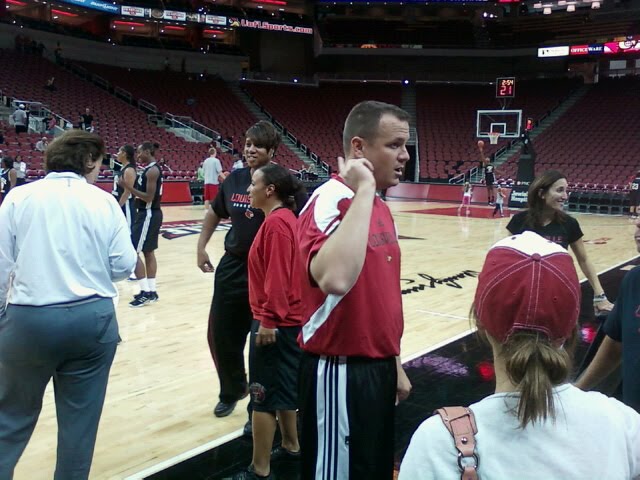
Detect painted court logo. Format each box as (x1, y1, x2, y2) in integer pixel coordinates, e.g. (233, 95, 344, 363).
(160, 220, 231, 240)
(400, 270, 479, 296)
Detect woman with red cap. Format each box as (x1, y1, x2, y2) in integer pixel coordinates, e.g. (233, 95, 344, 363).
(399, 231, 640, 480)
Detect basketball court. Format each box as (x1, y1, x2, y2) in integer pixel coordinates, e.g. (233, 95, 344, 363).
(11, 201, 638, 479)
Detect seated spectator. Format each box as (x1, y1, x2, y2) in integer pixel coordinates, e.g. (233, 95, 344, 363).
(232, 154, 244, 171)
(35, 137, 48, 152)
(44, 77, 56, 92)
(399, 231, 640, 480)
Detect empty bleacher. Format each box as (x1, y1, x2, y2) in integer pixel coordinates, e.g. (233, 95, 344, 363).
(417, 78, 579, 181)
(497, 76, 640, 190)
(243, 82, 402, 172)
(0, 49, 213, 179)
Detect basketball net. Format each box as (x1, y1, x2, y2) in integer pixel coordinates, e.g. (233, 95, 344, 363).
(489, 132, 500, 145)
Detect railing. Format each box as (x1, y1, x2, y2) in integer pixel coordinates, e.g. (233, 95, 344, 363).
(69, 63, 89, 80)
(164, 113, 224, 146)
(114, 86, 133, 104)
(449, 166, 478, 185)
(238, 85, 325, 165)
(92, 75, 110, 91)
(11, 99, 46, 117)
(240, 72, 319, 86)
(411, 127, 419, 182)
(147, 114, 165, 125)
(43, 107, 70, 135)
(139, 99, 158, 114)
(6, 95, 71, 136)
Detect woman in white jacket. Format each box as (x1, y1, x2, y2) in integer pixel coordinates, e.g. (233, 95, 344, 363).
(0, 129, 137, 479)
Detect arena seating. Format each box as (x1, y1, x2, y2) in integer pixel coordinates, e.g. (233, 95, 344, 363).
(318, 18, 475, 48)
(243, 82, 402, 172)
(417, 78, 579, 181)
(497, 76, 640, 190)
(75, 62, 304, 171)
(0, 49, 216, 178)
(486, 13, 638, 48)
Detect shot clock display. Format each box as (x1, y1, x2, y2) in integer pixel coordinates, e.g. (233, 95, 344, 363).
(496, 77, 516, 98)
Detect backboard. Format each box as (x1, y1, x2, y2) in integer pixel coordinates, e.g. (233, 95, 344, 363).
(476, 109, 522, 139)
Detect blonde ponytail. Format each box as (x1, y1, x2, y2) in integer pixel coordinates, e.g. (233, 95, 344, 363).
(501, 331, 573, 428)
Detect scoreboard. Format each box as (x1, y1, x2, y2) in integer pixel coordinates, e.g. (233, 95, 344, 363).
(496, 77, 516, 98)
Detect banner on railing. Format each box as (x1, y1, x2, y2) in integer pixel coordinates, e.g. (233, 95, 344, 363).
(163, 10, 186, 21)
(228, 18, 313, 35)
(121, 5, 144, 17)
(204, 14, 227, 26)
(60, 0, 119, 13)
(539, 36, 640, 58)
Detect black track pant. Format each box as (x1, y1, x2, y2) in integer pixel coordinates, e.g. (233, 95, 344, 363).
(298, 353, 397, 480)
(207, 253, 253, 404)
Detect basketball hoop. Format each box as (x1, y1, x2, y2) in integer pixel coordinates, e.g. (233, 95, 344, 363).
(489, 132, 500, 145)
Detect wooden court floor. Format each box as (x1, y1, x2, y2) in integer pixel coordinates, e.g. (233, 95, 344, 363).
(13, 201, 640, 479)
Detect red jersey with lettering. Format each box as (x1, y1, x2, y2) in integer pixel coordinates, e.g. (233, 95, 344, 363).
(248, 208, 304, 329)
(296, 176, 403, 358)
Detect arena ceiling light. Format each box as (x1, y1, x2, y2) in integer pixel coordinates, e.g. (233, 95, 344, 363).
(591, 1, 600, 7)
(543, 6, 551, 13)
(566, 3, 575, 11)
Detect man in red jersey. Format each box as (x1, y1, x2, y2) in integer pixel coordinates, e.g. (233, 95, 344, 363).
(296, 100, 413, 480)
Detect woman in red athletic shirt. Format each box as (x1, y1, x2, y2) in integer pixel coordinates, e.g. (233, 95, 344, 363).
(239, 163, 306, 480)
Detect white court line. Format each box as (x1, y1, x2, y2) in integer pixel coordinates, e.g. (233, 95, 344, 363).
(595, 255, 639, 276)
(415, 309, 467, 321)
(123, 429, 244, 480)
(126, 254, 640, 479)
(401, 328, 477, 364)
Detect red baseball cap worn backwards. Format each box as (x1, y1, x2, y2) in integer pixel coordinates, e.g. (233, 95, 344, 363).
(474, 231, 581, 344)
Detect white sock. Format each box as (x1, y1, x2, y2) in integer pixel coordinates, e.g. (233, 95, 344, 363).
(138, 277, 149, 293)
(148, 278, 156, 292)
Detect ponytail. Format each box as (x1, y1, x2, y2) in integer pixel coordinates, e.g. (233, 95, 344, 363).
(500, 331, 574, 428)
(258, 163, 306, 213)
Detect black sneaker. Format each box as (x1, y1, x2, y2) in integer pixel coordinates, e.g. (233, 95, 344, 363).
(271, 445, 301, 462)
(232, 465, 272, 480)
(147, 291, 159, 303)
(243, 419, 252, 437)
(129, 291, 150, 308)
(213, 400, 238, 417)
